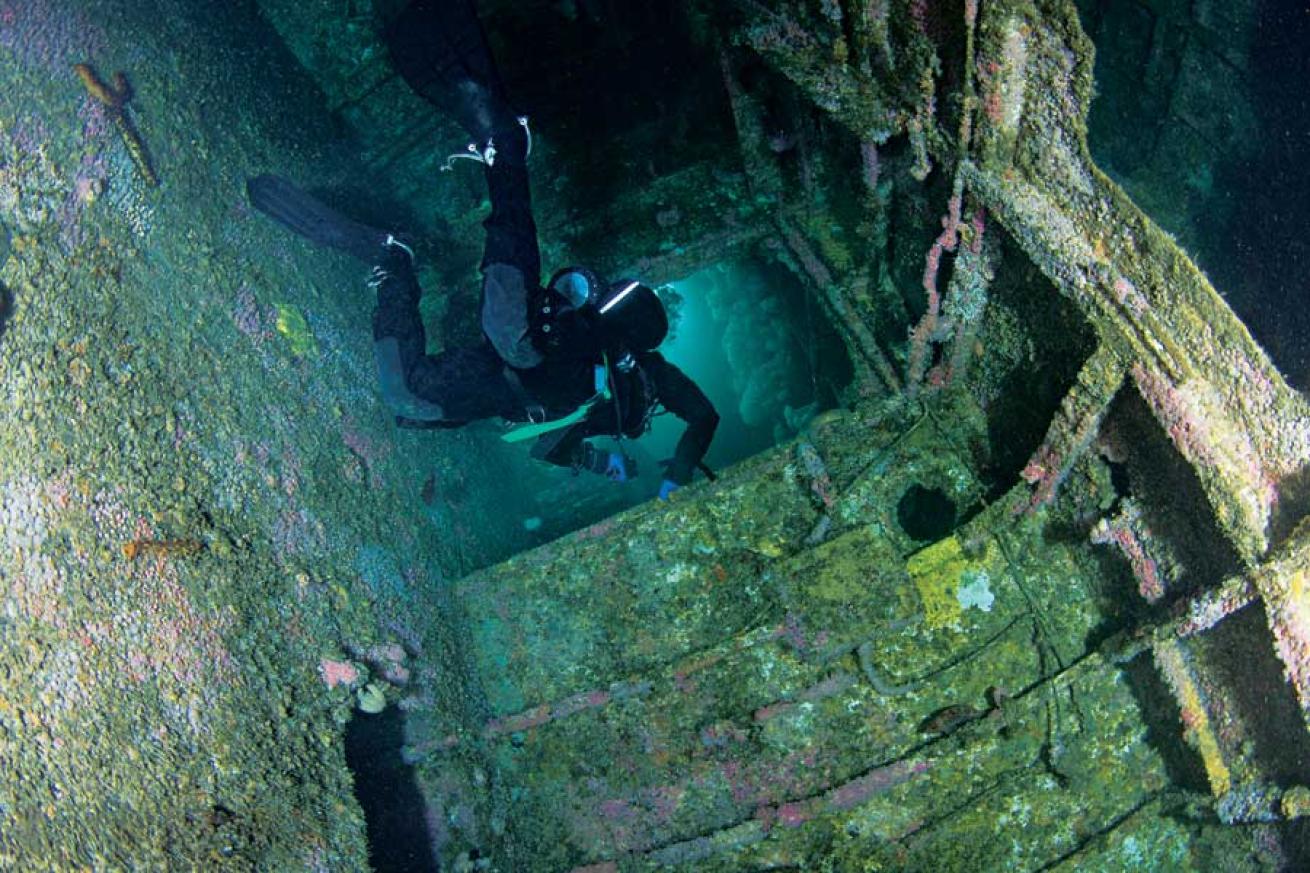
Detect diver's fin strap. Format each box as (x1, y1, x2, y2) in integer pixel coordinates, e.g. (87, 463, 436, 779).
(441, 141, 498, 171)
(385, 234, 415, 262)
(441, 116, 532, 172)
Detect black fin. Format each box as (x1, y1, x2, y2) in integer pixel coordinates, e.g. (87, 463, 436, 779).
(246, 174, 390, 263)
(385, 0, 516, 143)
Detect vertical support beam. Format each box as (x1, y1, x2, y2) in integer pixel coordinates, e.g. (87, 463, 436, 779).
(718, 46, 785, 201)
(1249, 519, 1310, 734)
(777, 217, 902, 396)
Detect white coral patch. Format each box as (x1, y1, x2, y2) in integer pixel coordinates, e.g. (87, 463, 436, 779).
(957, 571, 995, 612)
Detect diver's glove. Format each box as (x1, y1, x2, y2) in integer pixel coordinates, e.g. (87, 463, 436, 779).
(656, 459, 684, 500)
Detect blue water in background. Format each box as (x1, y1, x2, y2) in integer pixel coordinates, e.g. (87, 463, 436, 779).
(1214, 0, 1310, 389)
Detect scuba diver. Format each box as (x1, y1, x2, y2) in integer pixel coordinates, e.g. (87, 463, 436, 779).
(247, 0, 718, 499)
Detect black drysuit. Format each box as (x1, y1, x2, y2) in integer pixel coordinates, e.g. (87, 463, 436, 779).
(373, 2, 718, 485)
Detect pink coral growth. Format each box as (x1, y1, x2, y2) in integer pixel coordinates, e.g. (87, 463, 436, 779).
(319, 658, 359, 689)
(1176, 582, 1257, 638)
(584, 784, 689, 853)
(84, 490, 238, 703)
(775, 611, 822, 654)
(978, 59, 1005, 124)
(1112, 276, 1149, 316)
(1018, 382, 1113, 513)
(907, 191, 965, 393)
(341, 417, 392, 487)
(272, 508, 327, 560)
(970, 208, 986, 254)
(576, 518, 618, 541)
(387, 619, 425, 655)
(1131, 364, 1217, 467)
(371, 642, 407, 665)
(482, 686, 614, 738)
(1019, 448, 1062, 509)
(356, 642, 411, 685)
(266, 445, 302, 497)
(754, 759, 929, 834)
(859, 140, 880, 193)
(827, 759, 928, 811)
(77, 95, 111, 141)
(120, 523, 237, 699)
(796, 441, 834, 509)
(909, 0, 930, 35)
(1090, 505, 1165, 602)
(0, 0, 107, 73)
(232, 286, 271, 341)
(753, 672, 856, 723)
(56, 138, 109, 253)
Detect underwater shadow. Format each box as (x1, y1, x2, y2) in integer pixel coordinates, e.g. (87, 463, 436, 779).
(1117, 652, 1210, 794)
(1196, 604, 1310, 787)
(1270, 462, 1310, 551)
(0, 283, 12, 346)
(344, 707, 440, 873)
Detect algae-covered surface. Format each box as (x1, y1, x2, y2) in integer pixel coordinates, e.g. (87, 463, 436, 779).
(2, 0, 1309, 871)
(0, 0, 526, 867)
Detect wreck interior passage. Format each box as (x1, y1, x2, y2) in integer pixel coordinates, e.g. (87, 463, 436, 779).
(2, 0, 1310, 871)
(649, 259, 856, 473)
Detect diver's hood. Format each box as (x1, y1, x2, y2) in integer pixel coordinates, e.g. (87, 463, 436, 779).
(596, 278, 668, 352)
(546, 267, 668, 351)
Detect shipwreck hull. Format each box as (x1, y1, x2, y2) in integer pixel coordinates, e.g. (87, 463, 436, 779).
(0, 0, 1306, 869)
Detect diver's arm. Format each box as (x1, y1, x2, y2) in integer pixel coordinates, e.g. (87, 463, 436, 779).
(530, 422, 589, 468)
(535, 306, 607, 362)
(530, 422, 622, 478)
(645, 354, 719, 485)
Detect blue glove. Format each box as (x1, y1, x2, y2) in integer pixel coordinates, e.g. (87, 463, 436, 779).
(658, 479, 680, 501)
(605, 452, 632, 483)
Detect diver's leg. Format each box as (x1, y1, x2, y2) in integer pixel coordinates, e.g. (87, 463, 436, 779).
(479, 122, 543, 369)
(384, 1, 543, 370)
(370, 246, 519, 423)
(410, 342, 523, 423)
(370, 246, 449, 422)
